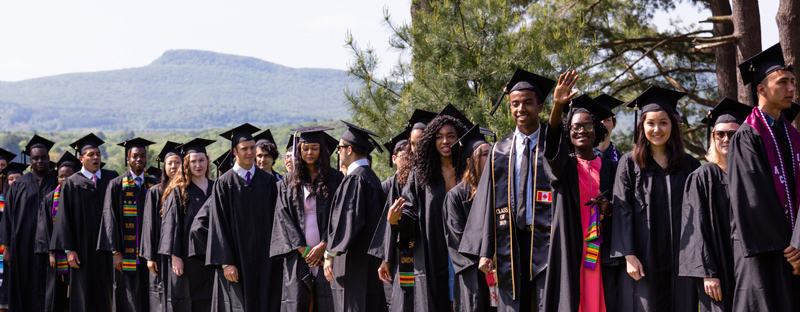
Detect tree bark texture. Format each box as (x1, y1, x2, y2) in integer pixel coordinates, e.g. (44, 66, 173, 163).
(731, 0, 762, 106)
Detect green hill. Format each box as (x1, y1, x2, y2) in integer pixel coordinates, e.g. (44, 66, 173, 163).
(0, 50, 354, 131)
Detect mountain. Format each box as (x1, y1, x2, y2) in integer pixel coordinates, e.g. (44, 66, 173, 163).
(0, 50, 354, 131)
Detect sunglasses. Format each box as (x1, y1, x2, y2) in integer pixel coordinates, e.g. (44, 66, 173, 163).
(713, 130, 737, 140)
(336, 144, 351, 151)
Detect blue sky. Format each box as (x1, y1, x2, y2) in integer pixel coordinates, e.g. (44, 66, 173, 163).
(0, 0, 781, 82)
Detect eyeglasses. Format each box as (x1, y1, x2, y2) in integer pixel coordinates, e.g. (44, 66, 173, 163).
(713, 130, 737, 140)
(336, 144, 350, 151)
(569, 123, 594, 133)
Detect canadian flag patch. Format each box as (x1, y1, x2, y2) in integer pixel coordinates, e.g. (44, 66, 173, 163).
(536, 191, 552, 203)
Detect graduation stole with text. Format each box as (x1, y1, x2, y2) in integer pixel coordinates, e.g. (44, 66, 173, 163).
(583, 201, 602, 270)
(745, 107, 800, 229)
(51, 186, 68, 275)
(120, 173, 152, 272)
(398, 237, 415, 287)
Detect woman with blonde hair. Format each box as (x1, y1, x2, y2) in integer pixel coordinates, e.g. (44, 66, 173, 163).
(159, 138, 217, 312)
(678, 99, 752, 312)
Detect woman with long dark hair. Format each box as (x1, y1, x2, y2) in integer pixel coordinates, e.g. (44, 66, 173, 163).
(678, 99, 751, 312)
(270, 127, 344, 312)
(385, 111, 468, 311)
(159, 139, 217, 311)
(541, 91, 620, 312)
(140, 142, 182, 311)
(609, 86, 701, 312)
(442, 124, 491, 311)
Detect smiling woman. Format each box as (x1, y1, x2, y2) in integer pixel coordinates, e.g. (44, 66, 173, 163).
(609, 86, 701, 312)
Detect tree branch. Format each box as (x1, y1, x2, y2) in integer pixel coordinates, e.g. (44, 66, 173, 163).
(645, 53, 716, 107)
(700, 15, 732, 24)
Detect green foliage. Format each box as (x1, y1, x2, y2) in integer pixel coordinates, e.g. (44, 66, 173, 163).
(345, 0, 592, 178)
(345, 0, 719, 178)
(0, 50, 354, 132)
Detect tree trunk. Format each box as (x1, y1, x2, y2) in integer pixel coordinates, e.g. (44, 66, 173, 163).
(777, 0, 800, 127)
(705, 0, 737, 101)
(730, 0, 762, 106)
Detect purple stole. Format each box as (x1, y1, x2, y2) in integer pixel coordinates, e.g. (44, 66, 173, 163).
(744, 107, 800, 229)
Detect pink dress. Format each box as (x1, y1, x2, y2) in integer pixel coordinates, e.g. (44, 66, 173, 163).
(577, 157, 606, 312)
(303, 186, 320, 276)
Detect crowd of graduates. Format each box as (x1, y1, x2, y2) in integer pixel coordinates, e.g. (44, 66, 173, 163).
(0, 41, 798, 312)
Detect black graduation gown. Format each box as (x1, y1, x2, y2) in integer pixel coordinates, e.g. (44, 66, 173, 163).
(270, 168, 344, 312)
(204, 167, 282, 312)
(443, 181, 491, 312)
(540, 126, 619, 312)
(727, 123, 800, 311)
(370, 174, 402, 310)
(0, 170, 57, 311)
(609, 152, 700, 312)
(160, 180, 216, 312)
(678, 163, 734, 312)
(140, 184, 166, 312)
(51, 169, 119, 312)
(326, 165, 388, 312)
(35, 189, 69, 312)
(459, 125, 553, 312)
(187, 195, 233, 312)
(97, 171, 158, 312)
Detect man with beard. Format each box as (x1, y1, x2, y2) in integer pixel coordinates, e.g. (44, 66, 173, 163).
(0, 135, 58, 311)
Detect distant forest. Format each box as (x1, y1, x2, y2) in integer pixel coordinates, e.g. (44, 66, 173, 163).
(0, 50, 354, 131)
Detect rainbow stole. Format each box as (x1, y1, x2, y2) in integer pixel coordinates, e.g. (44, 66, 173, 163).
(583, 201, 603, 270)
(120, 174, 150, 272)
(50, 187, 69, 275)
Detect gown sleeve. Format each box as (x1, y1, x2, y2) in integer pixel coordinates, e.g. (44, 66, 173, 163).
(270, 181, 304, 258)
(139, 186, 161, 261)
(459, 149, 495, 258)
(327, 175, 367, 254)
(544, 123, 570, 186)
(51, 180, 77, 252)
(609, 154, 636, 258)
(96, 180, 121, 253)
(678, 167, 720, 278)
(158, 190, 180, 257)
(35, 192, 54, 254)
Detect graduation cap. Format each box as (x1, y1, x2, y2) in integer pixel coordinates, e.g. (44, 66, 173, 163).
(340, 121, 383, 154)
(323, 133, 339, 155)
(178, 138, 216, 155)
(100, 162, 107, 169)
(70, 133, 105, 154)
(407, 109, 438, 131)
(1, 162, 28, 176)
(593, 94, 625, 115)
(701, 98, 752, 146)
(738, 43, 792, 103)
(55, 151, 80, 172)
(491, 68, 557, 116)
(0, 148, 17, 163)
(438, 103, 474, 129)
(568, 94, 615, 121)
(626, 86, 685, 140)
(254, 129, 276, 146)
(117, 138, 156, 153)
(213, 150, 234, 177)
(454, 124, 489, 170)
(479, 127, 496, 140)
(290, 126, 334, 147)
(21, 135, 55, 164)
(384, 129, 410, 167)
(219, 123, 260, 149)
(285, 134, 295, 153)
(146, 166, 162, 178)
(157, 141, 183, 169)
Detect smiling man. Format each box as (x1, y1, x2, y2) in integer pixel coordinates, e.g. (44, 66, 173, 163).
(728, 43, 800, 311)
(460, 68, 561, 312)
(0, 135, 58, 311)
(97, 138, 158, 312)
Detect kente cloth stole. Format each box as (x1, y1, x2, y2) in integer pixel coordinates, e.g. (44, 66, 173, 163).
(51, 186, 68, 275)
(399, 238, 415, 287)
(121, 174, 151, 272)
(583, 201, 602, 270)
